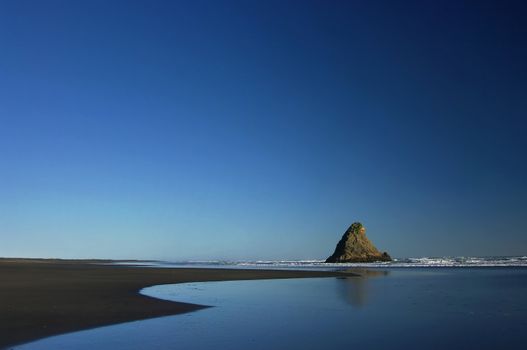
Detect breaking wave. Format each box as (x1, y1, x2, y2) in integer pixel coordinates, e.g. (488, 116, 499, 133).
(121, 256, 527, 270)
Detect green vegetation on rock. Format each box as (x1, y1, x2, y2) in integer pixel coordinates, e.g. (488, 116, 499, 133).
(325, 222, 391, 263)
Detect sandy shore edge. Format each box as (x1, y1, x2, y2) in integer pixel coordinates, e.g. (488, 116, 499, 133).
(1, 258, 356, 349)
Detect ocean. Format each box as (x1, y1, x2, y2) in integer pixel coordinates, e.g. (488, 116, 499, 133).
(14, 265, 527, 350)
(113, 255, 527, 269)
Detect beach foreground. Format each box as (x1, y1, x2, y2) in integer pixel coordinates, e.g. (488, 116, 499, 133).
(0, 258, 354, 349)
(12, 267, 527, 350)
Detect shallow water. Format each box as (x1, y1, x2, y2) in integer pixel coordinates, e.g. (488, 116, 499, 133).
(14, 268, 527, 350)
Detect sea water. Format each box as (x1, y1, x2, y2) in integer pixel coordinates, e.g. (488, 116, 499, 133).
(111, 255, 527, 269)
(14, 268, 527, 350)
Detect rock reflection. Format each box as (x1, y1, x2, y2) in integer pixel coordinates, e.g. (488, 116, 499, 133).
(336, 269, 389, 307)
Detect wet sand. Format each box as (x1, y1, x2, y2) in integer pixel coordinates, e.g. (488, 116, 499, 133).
(0, 258, 354, 349)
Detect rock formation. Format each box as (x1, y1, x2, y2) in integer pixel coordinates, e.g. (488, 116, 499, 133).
(326, 222, 391, 263)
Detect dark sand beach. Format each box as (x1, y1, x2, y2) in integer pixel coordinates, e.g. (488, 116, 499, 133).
(0, 258, 354, 349)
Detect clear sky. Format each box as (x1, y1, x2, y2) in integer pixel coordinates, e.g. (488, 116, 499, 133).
(1, 0, 526, 260)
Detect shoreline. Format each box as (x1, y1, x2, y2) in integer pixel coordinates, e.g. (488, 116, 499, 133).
(0, 258, 356, 349)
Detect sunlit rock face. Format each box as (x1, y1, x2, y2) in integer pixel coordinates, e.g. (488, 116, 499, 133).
(325, 222, 391, 263)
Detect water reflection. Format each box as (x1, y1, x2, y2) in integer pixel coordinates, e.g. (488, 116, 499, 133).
(336, 269, 389, 307)
(14, 270, 527, 350)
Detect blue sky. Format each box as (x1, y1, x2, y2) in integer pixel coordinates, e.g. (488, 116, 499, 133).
(1, 0, 526, 260)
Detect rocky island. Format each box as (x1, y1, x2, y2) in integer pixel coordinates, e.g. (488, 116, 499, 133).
(326, 222, 391, 263)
